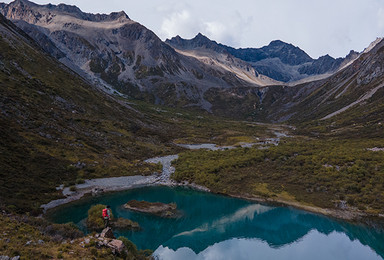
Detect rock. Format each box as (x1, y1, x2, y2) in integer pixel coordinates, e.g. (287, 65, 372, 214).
(84, 238, 90, 244)
(108, 239, 125, 254)
(25, 240, 33, 245)
(97, 239, 109, 247)
(0, 257, 20, 260)
(37, 239, 44, 244)
(91, 187, 104, 196)
(100, 227, 115, 239)
(72, 161, 86, 169)
(335, 200, 348, 209)
(123, 200, 181, 218)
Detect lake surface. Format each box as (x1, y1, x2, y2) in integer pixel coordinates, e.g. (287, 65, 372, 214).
(47, 186, 384, 260)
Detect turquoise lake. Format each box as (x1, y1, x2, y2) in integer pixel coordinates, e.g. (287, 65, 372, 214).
(47, 186, 384, 260)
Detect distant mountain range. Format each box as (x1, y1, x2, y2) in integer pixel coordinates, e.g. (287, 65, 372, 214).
(166, 33, 360, 83)
(0, 0, 383, 126)
(0, 0, 276, 111)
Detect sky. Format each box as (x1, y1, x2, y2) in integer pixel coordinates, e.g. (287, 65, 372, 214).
(3, 0, 384, 58)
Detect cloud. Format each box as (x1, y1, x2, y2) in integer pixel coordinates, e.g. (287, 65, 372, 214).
(160, 9, 201, 40)
(202, 12, 251, 47)
(3, 0, 384, 58)
(378, 8, 384, 30)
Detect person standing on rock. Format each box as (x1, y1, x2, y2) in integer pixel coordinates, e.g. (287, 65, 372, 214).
(102, 205, 112, 228)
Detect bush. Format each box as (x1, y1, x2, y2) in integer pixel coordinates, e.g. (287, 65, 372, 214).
(86, 204, 112, 231)
(118, 236, 138, 255)
(75, 178, 85, 184)
(44, 222, 83, 241)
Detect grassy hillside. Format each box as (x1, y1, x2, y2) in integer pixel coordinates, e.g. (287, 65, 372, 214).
(0, 212, 151, 259)
(0, 13, 279, 214)
(0, 14, 181, 213)
(172, 134, 384, 216)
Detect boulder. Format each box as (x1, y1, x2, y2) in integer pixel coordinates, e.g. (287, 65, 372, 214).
(108, 239, 125, 254)
(100, 227, 115, 239)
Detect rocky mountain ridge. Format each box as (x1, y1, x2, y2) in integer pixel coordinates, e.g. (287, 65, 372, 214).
(0, 0, 272, 112)
(1, 0, 383, 126)
(167, 34, 360, 82)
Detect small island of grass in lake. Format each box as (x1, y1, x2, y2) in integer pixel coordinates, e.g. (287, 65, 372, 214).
(124, 200, 181, 218)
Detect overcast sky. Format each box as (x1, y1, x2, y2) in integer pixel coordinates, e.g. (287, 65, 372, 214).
(4, 0, 384, 58)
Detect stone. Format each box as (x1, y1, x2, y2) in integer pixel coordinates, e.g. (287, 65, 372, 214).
(37, 239, 44, 244)
(100, 227, 115, 239)
(84, 238, 90, 244)
(0, 257, 20, 260)
(108, 239, 125, 254)
(91, 187, 104, 196)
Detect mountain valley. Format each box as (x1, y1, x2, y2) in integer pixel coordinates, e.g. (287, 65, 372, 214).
(0, 1, 384, 259)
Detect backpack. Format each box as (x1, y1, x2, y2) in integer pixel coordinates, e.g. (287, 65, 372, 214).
(102, 208, 109, 218)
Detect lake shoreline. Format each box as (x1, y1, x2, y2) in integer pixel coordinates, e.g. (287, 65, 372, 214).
(42, 172, 384, 229)
(41, 138, 384, 228)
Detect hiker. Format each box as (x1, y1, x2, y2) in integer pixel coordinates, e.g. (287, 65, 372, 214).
(102, 205, 111, 228)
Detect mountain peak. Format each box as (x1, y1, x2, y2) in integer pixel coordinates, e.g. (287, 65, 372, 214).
(269, 39, 287, 46)
(194, 32, 208, 39)
(12, 0, 33, 4)
(2, 0, 130, 22)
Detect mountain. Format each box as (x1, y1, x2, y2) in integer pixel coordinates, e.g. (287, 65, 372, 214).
(165, 33, 281, 87)
(167, 34, 360, 83)
(1, 0, 382, 128)
(275, 38, 384, 128)
(200, 37, 384, 133)
(0, 0, 272, 112)
(0, 11, 181, 212)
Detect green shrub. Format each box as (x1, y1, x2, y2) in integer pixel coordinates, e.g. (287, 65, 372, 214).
(86, 204, 113, 231)
(44, 222, 83, 240)
(118, 236, 138, 256)
(75, 178, 85, 184)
